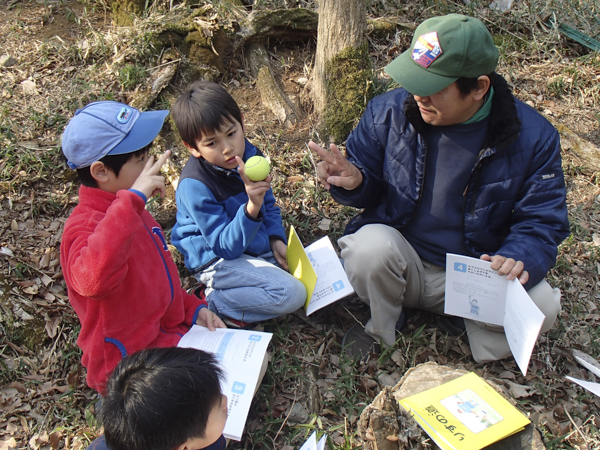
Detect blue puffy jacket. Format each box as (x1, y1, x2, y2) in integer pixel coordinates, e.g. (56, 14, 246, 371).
(330, 74, 569, 290)
(172, 140, 286, 273)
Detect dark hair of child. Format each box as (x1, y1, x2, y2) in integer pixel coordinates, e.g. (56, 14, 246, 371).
(99, 347, 224, 450)
(61, 145, 151, 188)
(172, 81, 243, 150)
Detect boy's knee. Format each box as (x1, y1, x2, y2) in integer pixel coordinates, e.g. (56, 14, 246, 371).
(286, 278, 307, 311)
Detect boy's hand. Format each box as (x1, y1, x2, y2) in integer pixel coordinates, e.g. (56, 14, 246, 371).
(270, 239, 288, 270)
(196, 307, 227, 331)
(236, 156, 271, 218)
(130, 150, 171, 199)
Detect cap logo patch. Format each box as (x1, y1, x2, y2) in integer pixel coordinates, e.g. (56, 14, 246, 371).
(116, 107, 133, 124)
(412, 31, 443, 68)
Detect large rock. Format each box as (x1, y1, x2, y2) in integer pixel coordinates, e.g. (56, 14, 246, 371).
(357, 362, 546, 450)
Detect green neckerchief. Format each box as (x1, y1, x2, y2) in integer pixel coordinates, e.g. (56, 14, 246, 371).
(463, 87, 494, 124)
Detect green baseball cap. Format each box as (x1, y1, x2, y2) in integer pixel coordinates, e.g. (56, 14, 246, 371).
(384, 14, 499, 97)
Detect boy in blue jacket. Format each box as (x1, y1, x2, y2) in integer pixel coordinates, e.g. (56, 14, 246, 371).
(171, 81, 306, 326)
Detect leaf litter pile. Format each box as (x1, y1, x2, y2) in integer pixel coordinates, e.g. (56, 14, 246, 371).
(1, 0, 600, 449)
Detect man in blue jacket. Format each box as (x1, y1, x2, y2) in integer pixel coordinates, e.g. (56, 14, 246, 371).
(309, 14, 569, 362)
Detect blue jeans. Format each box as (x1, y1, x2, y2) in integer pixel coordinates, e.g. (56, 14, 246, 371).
(196, 252, 306, 323)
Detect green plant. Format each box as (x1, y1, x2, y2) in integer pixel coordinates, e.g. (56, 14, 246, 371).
(118, 64, 148, 90)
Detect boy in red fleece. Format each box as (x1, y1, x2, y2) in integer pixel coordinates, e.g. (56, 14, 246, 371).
(60, 101, 225, 394)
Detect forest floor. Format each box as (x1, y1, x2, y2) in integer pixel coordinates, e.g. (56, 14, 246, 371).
(1, 0, 600, 449)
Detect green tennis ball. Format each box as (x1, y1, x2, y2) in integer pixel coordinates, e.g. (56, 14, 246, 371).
(244, 155, 271, 181)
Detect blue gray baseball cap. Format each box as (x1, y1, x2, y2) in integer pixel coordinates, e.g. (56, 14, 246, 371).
(61, 101, 169, 169)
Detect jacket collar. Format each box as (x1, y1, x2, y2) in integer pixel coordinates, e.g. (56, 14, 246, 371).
(79, 185, 117, 211)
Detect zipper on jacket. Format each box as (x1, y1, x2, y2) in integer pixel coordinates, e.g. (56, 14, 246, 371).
(404, 134, 428, 226)
(144, 224, 175, 303)
(463, 146, 496, 216)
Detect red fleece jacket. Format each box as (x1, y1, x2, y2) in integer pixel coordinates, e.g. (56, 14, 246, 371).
(60, 186, 207, 393)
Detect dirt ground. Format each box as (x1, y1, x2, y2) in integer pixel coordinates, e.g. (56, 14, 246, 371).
(1, 1, 600, 449)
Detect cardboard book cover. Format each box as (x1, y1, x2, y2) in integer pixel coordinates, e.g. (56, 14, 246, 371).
(398, 372, 530, 450)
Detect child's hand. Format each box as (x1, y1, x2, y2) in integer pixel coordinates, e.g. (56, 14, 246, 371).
(236, 156, 271, 218)
(271, 239, 289, 271)
(196, 307, 227, 331)
(130, 150, 171, 199)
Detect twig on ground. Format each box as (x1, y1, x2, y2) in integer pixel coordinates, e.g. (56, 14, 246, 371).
(565, 409, 590, 450)
(272, 397, 296, 446)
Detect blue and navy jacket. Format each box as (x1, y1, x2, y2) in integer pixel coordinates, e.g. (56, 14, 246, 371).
(172, 140, 286, 273)
(331, 74, 570, 290)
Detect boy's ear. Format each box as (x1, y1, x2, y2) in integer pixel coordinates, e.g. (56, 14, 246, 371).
(183, 141, 203, 159)
(90, 161, 112, 184)
(240, 113, 246, 134)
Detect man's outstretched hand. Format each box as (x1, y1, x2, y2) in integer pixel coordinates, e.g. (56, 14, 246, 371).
(480, 254, 529, 285)
(308, 141, 363, 190)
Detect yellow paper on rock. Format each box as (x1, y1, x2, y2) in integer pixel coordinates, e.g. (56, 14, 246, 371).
(286, 226, 317, 309)
(398, 372, 530, 450)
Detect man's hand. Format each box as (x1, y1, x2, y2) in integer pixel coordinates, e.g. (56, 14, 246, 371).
(480, 254, 529, 285)
(236, 156, 271, 218)
(308, 141, 363, 190)
(196, 307, 226, 331)
(270, 239, 288, 270)
(130, 150, 171, 199)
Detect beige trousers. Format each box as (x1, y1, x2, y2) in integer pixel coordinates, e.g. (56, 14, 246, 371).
(339, 224, 561, 363)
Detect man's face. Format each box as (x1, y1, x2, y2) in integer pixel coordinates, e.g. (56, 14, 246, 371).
(413, 81, 482, 127)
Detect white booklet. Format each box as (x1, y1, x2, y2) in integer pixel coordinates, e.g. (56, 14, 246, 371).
(299, 431, 327, 450)
(567, 354, 600, 397)
(287, 226, 354, 315)
(445, 254, 545, 376)
(177, 325, 272, 441)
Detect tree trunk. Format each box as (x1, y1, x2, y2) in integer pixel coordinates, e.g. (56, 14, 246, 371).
(312, 0, 372, 141)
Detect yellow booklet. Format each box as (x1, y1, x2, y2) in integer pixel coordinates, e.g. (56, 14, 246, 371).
(286, 226, 354, 314)
(398, 372, 530, 450)
(286, 226, 318, 308)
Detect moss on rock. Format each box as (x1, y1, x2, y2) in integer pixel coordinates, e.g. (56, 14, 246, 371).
(250, 8, 318, 36)
(367, 18, 398, 39)
(111, 0, 145, 26)
(323, 44, 374, 142)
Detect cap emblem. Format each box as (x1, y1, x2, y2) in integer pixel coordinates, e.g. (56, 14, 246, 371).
(116, 107, 133, 124)
(412, 31, 443, 68)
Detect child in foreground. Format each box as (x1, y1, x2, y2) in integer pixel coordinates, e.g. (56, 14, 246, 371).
(87, 347, 227, 450)
(60, 101, 225, 394)
(170, 81, 306, 326)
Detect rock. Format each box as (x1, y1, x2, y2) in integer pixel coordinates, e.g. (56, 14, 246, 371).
(357, 362, 547, 449)
(1, 54, 16, 67)
(21, 79, 38, 95)
(490, 0, 513, 11)
(552, 119, 600, 171)
(377, 371, 401, 387)
(357, 387, 420, 450)
(287, 402, 309, 424)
